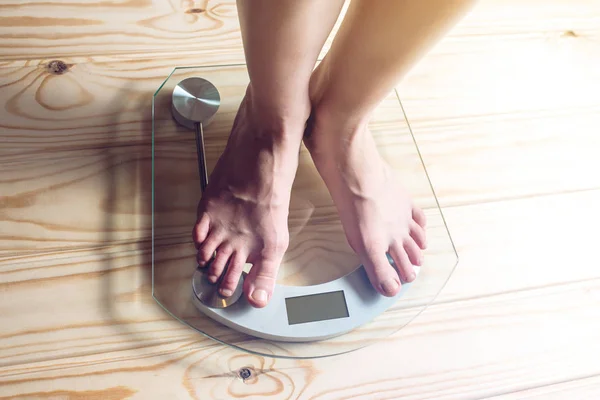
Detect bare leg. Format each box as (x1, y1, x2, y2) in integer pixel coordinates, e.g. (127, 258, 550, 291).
(193, 0, 344, 308)
(306, 0, 477, 296)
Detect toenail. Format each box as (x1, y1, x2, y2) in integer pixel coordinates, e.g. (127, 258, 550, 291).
(251, 289, 268, 304)
(408, 270, 416, 281)
(208, 274, 217, 283)
(220, 288, 233, 297)
(381, 279, 399, 296)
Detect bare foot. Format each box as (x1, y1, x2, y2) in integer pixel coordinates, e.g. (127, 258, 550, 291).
(304, 107, 427, 297)
(193, 86, 307, 308)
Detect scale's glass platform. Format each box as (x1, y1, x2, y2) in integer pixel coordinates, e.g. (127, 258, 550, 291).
(152, 64, 457, 359)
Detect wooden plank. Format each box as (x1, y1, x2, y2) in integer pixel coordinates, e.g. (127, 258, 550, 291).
(399, 14, 600, 207)
(0, 147, 150, 257)
(489, 375, 600, 400)
(0, 0, 245, 61)
(0, 275, 598, 399)
(437, 189, 600, 301)
(0, 58, 173, 156)
(0, 243, 204, 369)
(1, 0, 599, 61)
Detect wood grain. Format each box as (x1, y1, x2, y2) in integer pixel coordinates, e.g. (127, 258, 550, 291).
(3, 32, 600, 257)
(0, 147, 151, 257)
(489, 375, 600, 400)
(437, 189, 600, 301)
(0, 58, 167, 156)
(2, 0, 600, 398)
(1, 190, 599, 398)
(0, 0, 245, 61)
(1, 0, 599, 61)
(1, 269, 598, 399)
(399, 16, 600, 206)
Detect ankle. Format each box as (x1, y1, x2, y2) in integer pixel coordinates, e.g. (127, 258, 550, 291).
(231, 85, 309, 151)
(306, 71, 373, 153)
(305, 102, 370, 149)
(245, 83, 311, 129)
(308, 60, 375, 128)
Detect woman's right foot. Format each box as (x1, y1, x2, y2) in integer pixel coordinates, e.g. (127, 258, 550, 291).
(193, 86, 308, 308)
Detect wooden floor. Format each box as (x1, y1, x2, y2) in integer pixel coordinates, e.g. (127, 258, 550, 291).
(2, 0, 600, 398)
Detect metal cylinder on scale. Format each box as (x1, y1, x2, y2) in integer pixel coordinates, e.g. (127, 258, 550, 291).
(171, 77, 220, 191)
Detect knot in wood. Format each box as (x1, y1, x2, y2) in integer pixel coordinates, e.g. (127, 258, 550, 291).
(47, 60, 69, 75)
(239, 367, 252, 380)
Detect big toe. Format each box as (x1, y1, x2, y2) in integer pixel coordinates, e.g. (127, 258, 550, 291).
(243, 259, 280, 308)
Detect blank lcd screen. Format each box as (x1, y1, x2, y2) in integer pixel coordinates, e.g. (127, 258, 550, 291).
(285, 290, 349, 325)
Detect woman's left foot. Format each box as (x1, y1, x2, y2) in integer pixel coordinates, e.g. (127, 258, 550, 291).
(304, 107, 427, 297)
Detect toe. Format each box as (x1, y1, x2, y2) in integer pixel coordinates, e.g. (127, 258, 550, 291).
(196, 230, 222, 266)
(208, 242, 233, 284)
(390, 241, 416, 283)
(219, 250, 247, 297)
(403, 237, 423, 267)
(243, 259, 280, 308)
(409, 221, 427, 250)
(412, 207, 427, 229)
(193, 213, 210, 248)
(361, 244, 402, 297)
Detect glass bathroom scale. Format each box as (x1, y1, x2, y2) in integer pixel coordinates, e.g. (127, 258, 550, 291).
(151, 64, 457, 359)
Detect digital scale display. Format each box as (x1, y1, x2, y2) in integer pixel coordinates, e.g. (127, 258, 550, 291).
(285, 290, 349, 325)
